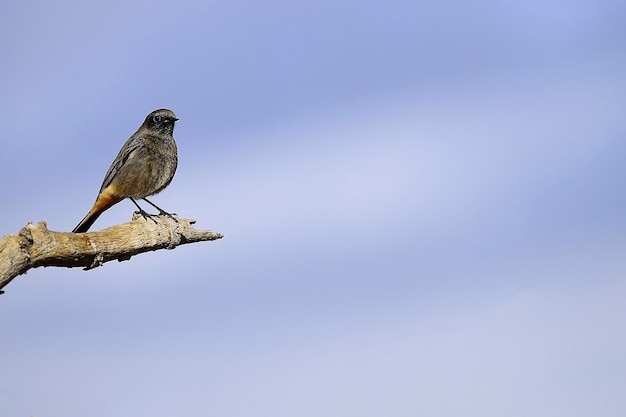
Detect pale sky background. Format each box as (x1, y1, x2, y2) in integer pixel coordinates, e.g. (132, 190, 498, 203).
(2, 1, 626, 416)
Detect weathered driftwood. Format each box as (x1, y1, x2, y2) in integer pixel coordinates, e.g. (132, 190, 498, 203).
(0, 213, 223, 293)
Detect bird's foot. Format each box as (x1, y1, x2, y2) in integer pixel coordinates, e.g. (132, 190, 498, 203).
(136, 209, 160, 225)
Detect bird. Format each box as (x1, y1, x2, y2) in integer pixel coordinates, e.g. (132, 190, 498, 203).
(72, 108, 179, 233)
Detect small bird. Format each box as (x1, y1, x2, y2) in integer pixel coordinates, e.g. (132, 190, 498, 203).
(72, 108, 179, 233)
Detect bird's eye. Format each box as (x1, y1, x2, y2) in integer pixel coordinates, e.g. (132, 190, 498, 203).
(153, 115, 163, 123)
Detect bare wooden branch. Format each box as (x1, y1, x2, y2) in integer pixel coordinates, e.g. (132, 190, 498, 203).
(0, 214, 223, 293)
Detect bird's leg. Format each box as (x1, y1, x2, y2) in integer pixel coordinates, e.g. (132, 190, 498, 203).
(142, 197, 178, 221)
(129, 198, 159, 224)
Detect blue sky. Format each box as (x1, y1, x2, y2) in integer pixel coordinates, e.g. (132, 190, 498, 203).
(2, 1, 626, 416)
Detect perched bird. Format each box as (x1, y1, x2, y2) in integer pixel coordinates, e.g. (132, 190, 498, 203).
(72, 108, 179, 233)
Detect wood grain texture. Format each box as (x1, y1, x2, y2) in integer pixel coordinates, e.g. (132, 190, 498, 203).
(0, 214, 223, 293)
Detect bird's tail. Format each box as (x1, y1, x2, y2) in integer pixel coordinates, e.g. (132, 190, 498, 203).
(72, 188, 124, 233)
(72, 210, 103, 233)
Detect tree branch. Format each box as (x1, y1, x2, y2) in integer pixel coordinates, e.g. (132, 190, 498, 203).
(0, 214, 223, 294)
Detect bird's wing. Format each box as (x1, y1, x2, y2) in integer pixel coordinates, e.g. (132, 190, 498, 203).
(98, 135, 145, 193)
